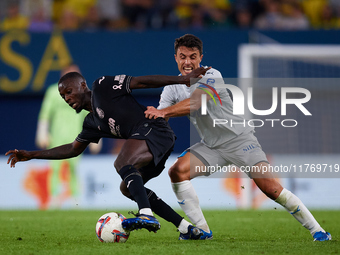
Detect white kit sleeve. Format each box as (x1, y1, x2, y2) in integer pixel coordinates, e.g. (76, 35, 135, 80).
(157, 86, 176, 110)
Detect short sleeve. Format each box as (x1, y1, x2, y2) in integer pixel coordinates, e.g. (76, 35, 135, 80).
(198, 68, 223, 87)
(92, 75, 133, 98)
(158, 86, 177, 110)
(197, 68, 224, 93)
(76, 114, 102, 144)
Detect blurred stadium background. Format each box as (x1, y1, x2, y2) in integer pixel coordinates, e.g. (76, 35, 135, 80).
(1, 0, 340, 211)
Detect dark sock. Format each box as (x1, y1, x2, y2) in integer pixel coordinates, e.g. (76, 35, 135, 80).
(145, 188, 183, 227)
(118, 165, 150, 210)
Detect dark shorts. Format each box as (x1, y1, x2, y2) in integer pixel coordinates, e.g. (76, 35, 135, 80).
(139, 146, 173, 184)
(128, 118, 176, 182)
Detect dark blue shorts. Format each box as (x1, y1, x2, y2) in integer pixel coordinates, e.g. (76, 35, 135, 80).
(128, 118, 176, 183)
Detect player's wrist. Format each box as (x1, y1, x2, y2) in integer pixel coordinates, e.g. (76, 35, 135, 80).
(161, 109, 169, 118)
(179, 75, 188, 86)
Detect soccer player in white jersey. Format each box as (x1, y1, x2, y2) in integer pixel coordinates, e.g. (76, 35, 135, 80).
(144, 34, 331, 241)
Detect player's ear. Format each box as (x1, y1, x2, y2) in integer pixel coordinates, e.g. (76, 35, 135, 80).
(80, 81, 88, 91)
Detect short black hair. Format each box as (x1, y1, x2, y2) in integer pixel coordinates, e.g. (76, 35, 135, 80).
(174, 34, 203, 55)
(58, 72, 85, 86)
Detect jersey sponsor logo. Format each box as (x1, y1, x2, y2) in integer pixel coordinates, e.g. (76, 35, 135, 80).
(96, 107, 105, 119)
(112, 84, 122, 90)
(242, 143, 259, 153)
(108, 118, 121, 137)
(99, 76, 105, 84)
(114, 75, 126, 85)
(113, 75, 126, 90)
(206, 78, 215, 85)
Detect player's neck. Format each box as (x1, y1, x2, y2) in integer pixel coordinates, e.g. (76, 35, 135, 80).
(84, 91, 93, 112)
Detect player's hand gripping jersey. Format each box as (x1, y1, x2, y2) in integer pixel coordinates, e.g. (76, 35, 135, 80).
(158, 67, 253, 147)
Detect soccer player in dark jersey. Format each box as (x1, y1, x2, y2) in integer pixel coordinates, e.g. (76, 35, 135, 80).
(6, 67, 209, 238)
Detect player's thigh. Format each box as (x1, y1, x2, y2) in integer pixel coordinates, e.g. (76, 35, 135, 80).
(189, 142, 231, 177)
(169, 143, 229, 181)
(114, 139, 153, 171)
(216, 131, 269, 178)
(140, 146, 173, 184)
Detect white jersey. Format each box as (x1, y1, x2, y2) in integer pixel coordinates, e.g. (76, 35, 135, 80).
(158, 67, 253, 147)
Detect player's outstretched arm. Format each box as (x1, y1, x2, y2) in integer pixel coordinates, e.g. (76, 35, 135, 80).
(130, 66, 211, 89)
(6, 140, 89, 168)
(145, 99, 191, 120)
(145, 87, 213, 119)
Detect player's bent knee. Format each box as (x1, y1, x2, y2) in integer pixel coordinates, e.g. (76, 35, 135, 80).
(168, 167, 176, 180)
(265, 188, 282, 200)
(256, 179, 283, 200)
(115, 153, 152, 171)
(168, 163, 190, 182)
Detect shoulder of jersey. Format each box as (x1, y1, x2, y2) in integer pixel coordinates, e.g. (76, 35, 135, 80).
(203, 67, 222, 77)
(92, 76, 110, 90)
(97, 76, 107, 84)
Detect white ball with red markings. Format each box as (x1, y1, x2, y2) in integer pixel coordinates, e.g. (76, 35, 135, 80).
(96, 212, 130, 243)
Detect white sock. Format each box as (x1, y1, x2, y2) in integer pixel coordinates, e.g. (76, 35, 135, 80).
(178, 219, 191, 234)
(275, 188, 324, 236)
(139, 208, 153, 216)
(172, 180, 210, 233)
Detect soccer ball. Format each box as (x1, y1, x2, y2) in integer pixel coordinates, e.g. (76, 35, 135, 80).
(96, 212, 130, 243)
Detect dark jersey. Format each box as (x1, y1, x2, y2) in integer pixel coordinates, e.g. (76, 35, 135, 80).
(76, 75, 156, 143)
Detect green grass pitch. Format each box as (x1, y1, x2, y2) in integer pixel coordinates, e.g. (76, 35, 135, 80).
(0, 209, 338, 255)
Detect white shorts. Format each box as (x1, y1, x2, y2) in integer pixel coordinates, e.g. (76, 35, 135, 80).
(187, 131, 269, 177)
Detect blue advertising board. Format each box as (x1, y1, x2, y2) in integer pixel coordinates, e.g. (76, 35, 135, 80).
(1, 29, 340, 154)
